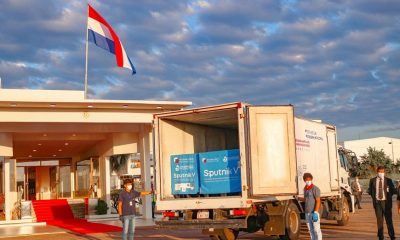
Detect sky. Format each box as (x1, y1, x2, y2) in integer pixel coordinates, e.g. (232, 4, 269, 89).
(0, 0, 399, 142)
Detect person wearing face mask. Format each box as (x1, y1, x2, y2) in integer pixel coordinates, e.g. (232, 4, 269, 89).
(368, 166, 397, 240)
(302, 172, 322, 240)
(118, 178, 151, 240)
(351, 176, 363, 209)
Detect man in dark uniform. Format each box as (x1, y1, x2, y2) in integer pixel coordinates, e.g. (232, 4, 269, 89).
(118, 179, 151, 240)
(368, 166, 397, 240)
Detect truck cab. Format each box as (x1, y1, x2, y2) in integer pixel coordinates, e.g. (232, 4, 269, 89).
(337, 148, 358, 213)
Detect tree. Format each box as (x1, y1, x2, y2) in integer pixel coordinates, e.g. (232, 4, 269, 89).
(357, 147, 398, 178)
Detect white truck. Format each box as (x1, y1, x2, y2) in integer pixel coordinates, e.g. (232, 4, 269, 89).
(153, 103, 353, 240)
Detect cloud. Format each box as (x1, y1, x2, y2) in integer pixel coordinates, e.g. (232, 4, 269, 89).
(0, 0, 399, 142)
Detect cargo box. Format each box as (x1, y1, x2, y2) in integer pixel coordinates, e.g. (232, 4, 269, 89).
(154, 103, 298, 210)
(199, 149, 241, 194)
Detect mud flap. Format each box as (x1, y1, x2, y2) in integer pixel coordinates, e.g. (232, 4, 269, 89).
(263, 215, 286, 236)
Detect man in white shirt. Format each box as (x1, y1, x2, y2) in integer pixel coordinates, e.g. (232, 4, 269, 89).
(351, 177, 363, 209)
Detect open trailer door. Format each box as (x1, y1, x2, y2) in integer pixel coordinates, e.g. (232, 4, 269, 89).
(246, 105, 297, 197)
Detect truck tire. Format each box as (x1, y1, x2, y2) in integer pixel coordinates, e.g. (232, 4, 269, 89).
(279, 202, 301, 240)
(209, 228, 239, 240)
(337, 198, 350, 226)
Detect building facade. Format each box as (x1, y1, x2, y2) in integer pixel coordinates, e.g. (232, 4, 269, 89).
(344, 137, 400, 163)
(0, 89, 191, 222)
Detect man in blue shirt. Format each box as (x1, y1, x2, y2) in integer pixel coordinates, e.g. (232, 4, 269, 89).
(303, 172, 322, 240)
(118, 179, 151, 240)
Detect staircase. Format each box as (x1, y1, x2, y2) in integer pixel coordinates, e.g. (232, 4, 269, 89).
(67, 199, 85, 219)
(32, 199, 74, 222)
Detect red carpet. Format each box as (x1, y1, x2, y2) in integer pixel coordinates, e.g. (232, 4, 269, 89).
(47, 219, 122, 234)
(32, 199, 74, 222)
(32, 199, 122, 234)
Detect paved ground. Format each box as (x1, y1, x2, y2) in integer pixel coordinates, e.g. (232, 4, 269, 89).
(0, 196, 399, 239)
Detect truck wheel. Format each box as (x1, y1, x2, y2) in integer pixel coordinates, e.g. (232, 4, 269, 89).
(337, 198, 350, 226)
(209, 228, 239, 240)
(279, 202, 300, 240)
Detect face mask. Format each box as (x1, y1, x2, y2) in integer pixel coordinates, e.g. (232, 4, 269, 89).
(126, 185, 133, 191)
(378, 173, 384, 179)
(305, 181, 312, 186)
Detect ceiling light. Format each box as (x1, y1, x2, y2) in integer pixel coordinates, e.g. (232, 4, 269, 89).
(53, 154, 56, 157)
(123, 105, 129, 108)
(65, 143, 69, 146)
(33, 149, 37, 152)
(43, 134, 47, 137)
(88, 105, 93, 108)
(50, 104, 56, 107)
(156, 106, 162, 109)
(10, 103, 17, 107)
(28, 155, 32, 158)
(38, 143, 42, 146)
(58, 149, 62, 152)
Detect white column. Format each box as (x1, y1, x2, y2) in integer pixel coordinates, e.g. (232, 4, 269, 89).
(4, 158, 10, 221)
(104, 156, 111, 214)
(139, 124, 152, 219)
(70, 157, 78, 199)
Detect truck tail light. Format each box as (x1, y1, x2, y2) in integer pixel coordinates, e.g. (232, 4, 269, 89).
(229, 209, 248, 216)
(163, 211, 179, 217)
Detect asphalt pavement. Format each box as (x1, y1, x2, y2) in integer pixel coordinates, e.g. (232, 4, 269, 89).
(0, 195, 399, 239)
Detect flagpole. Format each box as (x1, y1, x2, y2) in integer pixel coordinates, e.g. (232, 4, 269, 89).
(84, 4, 89, 99)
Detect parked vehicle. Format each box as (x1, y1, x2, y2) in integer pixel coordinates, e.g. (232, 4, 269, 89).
(153, 103, 354, 240)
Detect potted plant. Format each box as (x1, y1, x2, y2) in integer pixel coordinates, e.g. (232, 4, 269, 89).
(95, 199, 109, 215)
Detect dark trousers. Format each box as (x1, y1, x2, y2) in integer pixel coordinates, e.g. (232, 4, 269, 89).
(152, 202, 156, 218)
(354, 192, 362, 208)
(374, 200, 395, 240)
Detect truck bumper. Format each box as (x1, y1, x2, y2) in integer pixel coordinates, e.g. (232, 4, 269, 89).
(156, 219, 246, 230)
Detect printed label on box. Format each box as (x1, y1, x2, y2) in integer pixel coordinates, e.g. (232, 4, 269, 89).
(170, 154, 199, 195)
(199, 149, 241, 194)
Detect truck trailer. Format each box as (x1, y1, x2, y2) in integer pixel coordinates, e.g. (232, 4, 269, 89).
(153, 103, 353, 240)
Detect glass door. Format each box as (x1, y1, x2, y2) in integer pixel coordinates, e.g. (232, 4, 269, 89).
(27, 167, 36, 200)
(75, 158, 99, 198)
(58, 165, 71, 198)
(50, 166, 58, 199)
(76, 160, 90, 198)
(16, 167, 25, 200)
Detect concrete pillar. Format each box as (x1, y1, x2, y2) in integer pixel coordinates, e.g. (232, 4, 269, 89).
(4, 157, 10, 221)
(103, 156, 111, 214)
(4, 158, 16, 221)
(70, 156, 79, 199)
(139, 124, 152, 219)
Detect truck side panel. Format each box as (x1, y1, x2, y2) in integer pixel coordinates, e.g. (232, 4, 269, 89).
(295, 118, 340, 196)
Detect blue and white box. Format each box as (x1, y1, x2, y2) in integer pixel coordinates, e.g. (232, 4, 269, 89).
(199, 149, 241, 194)
(170, 154, 199, 195)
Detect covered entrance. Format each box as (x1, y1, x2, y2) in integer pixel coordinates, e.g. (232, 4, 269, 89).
(13, 132, 105, 201)
(0, 89, 191, 221)
(17, 159, 72, 200)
